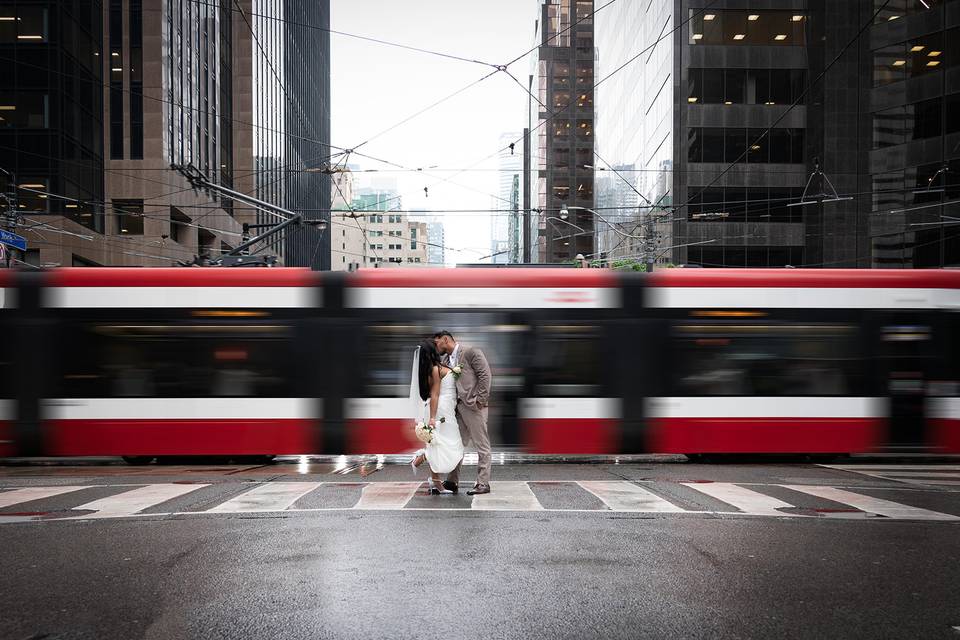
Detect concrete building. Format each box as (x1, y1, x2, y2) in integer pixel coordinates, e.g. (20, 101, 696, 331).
(528, 0, 596, 264)
(350, 188, 428, 267)
(330, 168, 365, 270)
(594, 1, 959, 269)
(0, 0, 331, 269)
(410, 210, 446, 266)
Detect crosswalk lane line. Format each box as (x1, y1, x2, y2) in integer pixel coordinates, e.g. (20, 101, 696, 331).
(824, 465, 960, 471)
(208, 482, 321, 513)
(0, 486, 88, 509)
(683, 483, 798, 516)
(783, 485, 960, 521)
(472, 481, 544, 511)
(354, 482, 421, 510)
(578, 481, 685, 512)
(73, 484, 209, 518)
(858, 471, 960, 478)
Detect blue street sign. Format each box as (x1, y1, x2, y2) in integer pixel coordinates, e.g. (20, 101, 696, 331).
(0, 230, 26, 252)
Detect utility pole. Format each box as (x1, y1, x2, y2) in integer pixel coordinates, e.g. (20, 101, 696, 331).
(522, 126, 531, 263)
(523, 73, 533, 264)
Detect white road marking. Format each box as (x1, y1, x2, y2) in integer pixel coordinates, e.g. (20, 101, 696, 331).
(684, 483, 798, 516)
(0, 486, 88, 509)
(783, 485, 959, 521)
(208, 482, 321, 513)
(354, 482, 420, 510)
(822, 465, 960, 487)
(869, 472, 960, 478)
(471, 481, 544, 511)
(579, 481, 685, 512)
(73, 484, 208, 518)
(825, 465, 960, 471)
(3, 481, 957, 522)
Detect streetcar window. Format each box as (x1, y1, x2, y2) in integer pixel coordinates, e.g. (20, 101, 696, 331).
(672, 323, 863, 396)
(531, 325, 602, 396)
(54, 323, 296, 398)
(363, 318, 527, 397)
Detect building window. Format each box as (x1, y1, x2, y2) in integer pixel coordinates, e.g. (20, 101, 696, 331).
(873, 33, 944, 87)
(0, 6, 48, 43)
(109, 0, 124, 159)
(129, 0, 144, 159)
(872, 98, 942, 149)
(114, 199, 144, 235)
(688, 69, 806, 105)
(0, 93, 49, 128)
(687, 186, 806, 223)
(688, 128, 804, 164)
(689, 10, 806, 46)
(170, 206, 192, 244)
(410, 241, 418, 250)
(875, 0, 946, 24)
(72, 254, 102, 267)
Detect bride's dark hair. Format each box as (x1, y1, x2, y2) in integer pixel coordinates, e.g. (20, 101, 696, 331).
(417, 340, 441, 401)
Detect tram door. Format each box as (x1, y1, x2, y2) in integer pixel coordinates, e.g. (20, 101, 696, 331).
(876, 314, 936, 449)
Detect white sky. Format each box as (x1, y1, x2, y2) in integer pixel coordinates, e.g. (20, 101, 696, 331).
(330, 1, 535, 263)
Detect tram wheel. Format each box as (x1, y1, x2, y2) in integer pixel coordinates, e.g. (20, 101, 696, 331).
(121, 456, 155, 465)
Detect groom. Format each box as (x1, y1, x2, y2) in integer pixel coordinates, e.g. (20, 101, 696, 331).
(433, 330, 492, 495)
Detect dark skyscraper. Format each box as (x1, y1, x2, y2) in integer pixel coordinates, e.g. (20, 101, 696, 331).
(530, 0, 596, 264)
(281, 1, 332, 271)
(0, 2, 106, 264)
(595, 0, 960, 269)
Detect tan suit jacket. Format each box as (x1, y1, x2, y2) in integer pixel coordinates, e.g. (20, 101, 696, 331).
(445, 344, 491, 410)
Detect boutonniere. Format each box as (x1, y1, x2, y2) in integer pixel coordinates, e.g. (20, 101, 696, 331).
(452, 365, 463, 378)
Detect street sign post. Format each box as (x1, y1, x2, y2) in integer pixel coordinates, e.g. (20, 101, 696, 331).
(0, 230, 26, 252)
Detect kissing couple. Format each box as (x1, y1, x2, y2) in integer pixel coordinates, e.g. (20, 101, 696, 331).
(409, 331, 492, 496)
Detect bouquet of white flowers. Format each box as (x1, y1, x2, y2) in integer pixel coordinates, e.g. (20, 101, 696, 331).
(414, 417, 444, 444)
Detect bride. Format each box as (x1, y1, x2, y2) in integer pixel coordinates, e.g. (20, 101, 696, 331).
(409, 340, 464, 494)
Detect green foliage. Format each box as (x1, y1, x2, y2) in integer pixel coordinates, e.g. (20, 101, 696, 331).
(611, 258, 646, 272)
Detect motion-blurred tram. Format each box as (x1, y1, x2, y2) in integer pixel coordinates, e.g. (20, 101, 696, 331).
(0, 267, 957, 461)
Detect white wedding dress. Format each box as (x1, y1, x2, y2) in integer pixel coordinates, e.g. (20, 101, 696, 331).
(420, 372, 464, 474)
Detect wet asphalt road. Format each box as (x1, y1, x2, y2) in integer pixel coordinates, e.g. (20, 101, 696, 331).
(1, 459, 959, 639)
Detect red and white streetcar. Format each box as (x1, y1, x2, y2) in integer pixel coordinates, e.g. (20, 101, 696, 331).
(0, 267, 957, 461)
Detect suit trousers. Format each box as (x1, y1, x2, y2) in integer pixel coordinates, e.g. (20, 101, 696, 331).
(447, 403, 490, 487)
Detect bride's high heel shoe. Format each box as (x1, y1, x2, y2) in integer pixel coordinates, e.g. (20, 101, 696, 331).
(410, 450, 425, 475)
(429, 479, 452, 495)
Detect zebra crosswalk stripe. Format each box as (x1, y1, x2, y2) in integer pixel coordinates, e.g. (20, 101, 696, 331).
(353, 482, 421, 510)
(0, 486, 88, 509)
(73, 484, 209, 518)
(208, 482, 322, 513)
(782, 485, 958, 521)
(683, 482, 798, 516)
(471, 481, 543, 511)
(2, 481, 958, 522)
(579, 481, 685, 512)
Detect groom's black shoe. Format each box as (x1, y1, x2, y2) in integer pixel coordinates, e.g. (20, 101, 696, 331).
(442, 481, 459, 494)
(467, 484, 490, 496)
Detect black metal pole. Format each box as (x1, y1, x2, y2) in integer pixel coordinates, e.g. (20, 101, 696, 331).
(523, 125, 531, 264)
(222, 214, 303, 259)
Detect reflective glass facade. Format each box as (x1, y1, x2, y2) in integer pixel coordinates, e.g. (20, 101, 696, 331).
(594, 0, 673, 266)
(278, 1, 330, 270)
(250, 1, 331, 269)
(596, 1, 958, 269)
(867, 0, 960, 267)
(0, 1, 104, 232)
